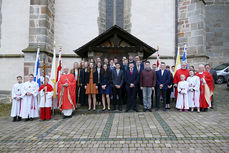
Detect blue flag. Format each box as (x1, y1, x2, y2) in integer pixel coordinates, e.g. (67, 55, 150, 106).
(183, 43, 188, 69)
(33, 45, 41, 87)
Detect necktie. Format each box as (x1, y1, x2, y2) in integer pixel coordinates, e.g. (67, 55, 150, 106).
(131, 69, 133, 75)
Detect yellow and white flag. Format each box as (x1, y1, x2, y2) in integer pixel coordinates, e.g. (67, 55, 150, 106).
(50, 42, 57, 98)
(174, 46, 181, 74)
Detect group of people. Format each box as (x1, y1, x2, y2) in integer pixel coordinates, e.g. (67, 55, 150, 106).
(10, 55, 216, 121)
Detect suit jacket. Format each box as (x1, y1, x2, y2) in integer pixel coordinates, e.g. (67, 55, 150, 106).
(125, 69, 139, 88)
(112, 69, 124, 87)
(84, 70, 98, 86)
(156, 69, 170, 90)
(209, 69, 217, 88)
(135, 65, 144, 74)
(70, 68, 80, 82)
(79, 69, 85, 85)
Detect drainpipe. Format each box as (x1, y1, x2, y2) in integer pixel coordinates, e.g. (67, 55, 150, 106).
(175, 0, 178, 64)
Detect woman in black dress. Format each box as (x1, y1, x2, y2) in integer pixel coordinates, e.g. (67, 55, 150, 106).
(100, 64, 112, 111)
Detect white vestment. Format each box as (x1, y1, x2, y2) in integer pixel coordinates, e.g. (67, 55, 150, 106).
(176, 81, 189, 109)
(11, 83, 24, 117)
(187, 76, 200, 108)
(20, 81, 39, 118)
(62, 109, 73, 116)
(39, 90, 53, 108)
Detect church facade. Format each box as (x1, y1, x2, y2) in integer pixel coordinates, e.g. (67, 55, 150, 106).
(0, 0, 228, 92)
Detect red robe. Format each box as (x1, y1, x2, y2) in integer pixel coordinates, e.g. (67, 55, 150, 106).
(173, 69, 190, 99)
(57, 73, 76, 111)
(196, 71, 214, 108)
(39, 83, 53, 92)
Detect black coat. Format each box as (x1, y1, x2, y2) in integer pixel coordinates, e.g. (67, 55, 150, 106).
(84, 70, 98, 86)
(79, 69, 85, 85)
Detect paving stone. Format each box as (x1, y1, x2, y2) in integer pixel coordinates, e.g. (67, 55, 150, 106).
(0, 85, 228, 152)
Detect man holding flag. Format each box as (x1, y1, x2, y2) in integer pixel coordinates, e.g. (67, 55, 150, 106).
(174, 46, 189, 99)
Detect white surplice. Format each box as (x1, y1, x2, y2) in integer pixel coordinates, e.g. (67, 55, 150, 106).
(176, 81, 189, 109)
(187, 76, 200, 108)
(39, 90, 53, 108)
(20, 81, 39, 118)
(11, 83, 24, 117)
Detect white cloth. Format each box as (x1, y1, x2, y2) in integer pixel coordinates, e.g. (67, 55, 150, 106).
(74, 69, 78, 81)
(116, 69, 120, 76)
(20, 81, 39, 119)
(11, 83, 24, 117)
(62, 109, 72, 116)
(39, 90, 53, 108)
(137, 66, 140, 72)
(176, 81, 189, 109)
(187, 76, 200, 108)
(161, 70, 164, 76)
(97, 68, 101, 83)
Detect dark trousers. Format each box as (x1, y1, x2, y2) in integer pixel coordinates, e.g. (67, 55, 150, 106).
(156, 88, 167, 109)
(151, 89, 157, 108)
(137, 85, 143, 104)
(122, 83, 127, 104)
(75, 84, 79, 104)
(79, 86, 88, 106)
(96, 83, 102, 103)
(166, 89, 171, 104)
(126, 86, 137, 110)
(113, 87, 122, 109)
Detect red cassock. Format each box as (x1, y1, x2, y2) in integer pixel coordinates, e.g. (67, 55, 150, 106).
(57, 74, 77, 111)
(173, 69, 190, 99)
(196, 71, 214, 108)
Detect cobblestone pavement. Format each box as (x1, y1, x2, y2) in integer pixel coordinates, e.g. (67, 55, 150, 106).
(0, 85, 228, 153)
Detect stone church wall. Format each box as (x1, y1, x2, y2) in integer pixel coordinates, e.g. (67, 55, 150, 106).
(205, 0, 229, 66)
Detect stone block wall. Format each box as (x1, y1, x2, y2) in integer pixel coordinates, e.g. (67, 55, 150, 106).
(178, 0, 208, 68)
(23, 0, 55, 81)
(29, 0, 55, 51)
(205, 0, 229, 67)
(98, 0, 131, 33)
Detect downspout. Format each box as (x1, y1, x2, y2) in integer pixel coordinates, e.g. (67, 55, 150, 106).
(175, 0, 178, 64)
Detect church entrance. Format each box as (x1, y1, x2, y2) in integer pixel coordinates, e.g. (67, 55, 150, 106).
(74, 25, 156, 60)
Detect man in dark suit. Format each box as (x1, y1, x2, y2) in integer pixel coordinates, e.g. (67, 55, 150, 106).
(112, 63, 124, 111)
(125, 62, 139, 112)
(135, 60, 144, 105)
(205, 64, 217, 109)
(156, 62, 170, 111)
